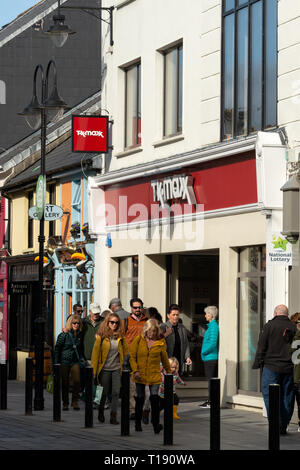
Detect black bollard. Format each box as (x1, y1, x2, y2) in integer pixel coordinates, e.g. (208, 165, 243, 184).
(210, 378, 220, 451)
(85, 366, 93, 428)
(0, 363, 7, 410)
(53, 364, 61, 422)
(25, 358, 33, 415)
(163, 374, 173, 445)
(121, 369, 130, 436)
(269, 384, 280, 451)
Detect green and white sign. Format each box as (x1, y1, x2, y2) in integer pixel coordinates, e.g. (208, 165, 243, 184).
(267, 232, 293, 265)
(35, 175, 46, 220)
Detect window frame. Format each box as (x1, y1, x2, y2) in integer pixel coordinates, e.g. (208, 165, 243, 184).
(124, 62, 141, 150)
(221, 0, 277, 140)
(27, 190, 34, 249)
(237, 245, 266, 395)
(163, 42, 183, 138)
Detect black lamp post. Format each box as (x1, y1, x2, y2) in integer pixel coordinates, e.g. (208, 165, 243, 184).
(19, 60, 68, 410)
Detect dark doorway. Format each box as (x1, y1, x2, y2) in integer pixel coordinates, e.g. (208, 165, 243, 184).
(178, 251, 219, 378)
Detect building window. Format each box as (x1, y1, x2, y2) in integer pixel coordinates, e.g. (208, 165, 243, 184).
(125, 62, 141, 149)
(163, 43, 183, 137)
(117, 256, 138, 309)
(222, 0, 277, 140)
(237, 245, 266, 393)
(71, 179, 81, 229)
(27, 191, 34, 248)
(48, 184, 56, 238)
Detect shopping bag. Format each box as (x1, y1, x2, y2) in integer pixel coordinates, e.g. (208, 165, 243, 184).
(46, 373, 54, 394)
(94, 385, 103, 405)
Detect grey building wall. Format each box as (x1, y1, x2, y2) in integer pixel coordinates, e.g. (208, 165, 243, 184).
(0, 0, 101, 152)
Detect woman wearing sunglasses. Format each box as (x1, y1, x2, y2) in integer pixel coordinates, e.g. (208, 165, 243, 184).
(91, 313, 129, 425)
(54, 314, 84, 411)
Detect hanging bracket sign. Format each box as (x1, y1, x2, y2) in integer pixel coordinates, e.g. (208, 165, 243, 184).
(29, 204, 64, 221)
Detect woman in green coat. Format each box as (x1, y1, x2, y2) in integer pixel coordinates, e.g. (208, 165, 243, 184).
(54, 314, 84, 411)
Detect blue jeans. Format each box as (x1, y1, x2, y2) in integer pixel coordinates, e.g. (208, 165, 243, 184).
(261, 366, 295, 429)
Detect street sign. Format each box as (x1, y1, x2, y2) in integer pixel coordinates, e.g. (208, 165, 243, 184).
(29, 204, 64, 221)
(35, 175, 46, 220)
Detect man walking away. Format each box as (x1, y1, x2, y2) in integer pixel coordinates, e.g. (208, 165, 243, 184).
(253, 304, 296, 435)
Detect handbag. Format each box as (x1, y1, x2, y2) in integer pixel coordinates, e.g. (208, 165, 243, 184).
(68, 332, 86, 368)
(46, 373, 54, 394)
(93, 384, 103, 405)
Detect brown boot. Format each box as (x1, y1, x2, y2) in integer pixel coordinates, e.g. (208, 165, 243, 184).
(72, 402, 80, 410)
(110, 411, 119, 425)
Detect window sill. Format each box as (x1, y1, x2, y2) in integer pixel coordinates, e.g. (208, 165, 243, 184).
(115, 0, 136, 9)
(22, 248, 35, 254)
(115, 146, 143, 159)
(153, 134, 184, 148)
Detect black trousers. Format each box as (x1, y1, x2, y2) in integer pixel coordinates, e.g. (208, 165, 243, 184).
(159, 393, 179, 410)
(204, 360, 218, 380)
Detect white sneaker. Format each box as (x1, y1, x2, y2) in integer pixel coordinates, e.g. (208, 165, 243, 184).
(199, 400, 210, 408)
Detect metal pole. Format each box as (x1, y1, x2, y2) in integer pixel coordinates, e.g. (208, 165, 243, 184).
(85, 366, 93, 428)
(34, 95, 46, 411)
(121, 369, 130, 436)
(0, 363, 7, 410)
(269, 384, 280, 451)
(210, 378, 220, 451)
(163, 374, 173, 445)
(25, 358, 33, 415)
(53, 364, 61, 422)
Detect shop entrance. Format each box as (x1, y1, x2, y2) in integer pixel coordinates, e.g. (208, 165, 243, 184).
(177, 250, 219, 378)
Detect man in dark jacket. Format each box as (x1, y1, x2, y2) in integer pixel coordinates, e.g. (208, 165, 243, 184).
(253, 304, 296, 435)
(161, 304, 192, 375)
(81, 302, 103, 398)
(82, 302, 103, 362)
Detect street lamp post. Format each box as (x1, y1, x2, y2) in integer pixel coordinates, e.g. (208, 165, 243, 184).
(44, 0, 114, 48)
(19, 60, 68, 410)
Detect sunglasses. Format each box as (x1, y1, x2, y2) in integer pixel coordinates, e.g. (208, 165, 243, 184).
(72, 322, 80, 325)
(132, 306, 142, 310)
(76, 310, 83, 313)
(109, 320, 119, 325)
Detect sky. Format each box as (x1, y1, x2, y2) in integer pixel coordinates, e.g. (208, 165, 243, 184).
(0, 0, 40, 28)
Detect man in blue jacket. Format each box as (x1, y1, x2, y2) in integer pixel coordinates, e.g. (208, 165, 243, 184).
(199, 305, 219, 408)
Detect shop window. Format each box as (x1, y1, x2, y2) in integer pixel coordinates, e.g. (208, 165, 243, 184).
(237, 245, 266, 393)
(163, 43, 183, 138)
(71, 180, 82, 228)
(124, 62, 141, 149)
(222, 0, 277, 140)
(117, 256, 138, 309)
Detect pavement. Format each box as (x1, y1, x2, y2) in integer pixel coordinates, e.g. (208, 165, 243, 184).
(0, 380, 299, 457)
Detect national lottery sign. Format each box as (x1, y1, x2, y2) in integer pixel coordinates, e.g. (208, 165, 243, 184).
(72, 115, 108, 153)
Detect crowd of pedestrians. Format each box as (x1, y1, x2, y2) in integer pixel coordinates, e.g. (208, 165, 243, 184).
(54, 296, 220, 433)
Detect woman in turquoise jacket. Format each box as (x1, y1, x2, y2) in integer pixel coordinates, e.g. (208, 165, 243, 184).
(199, 306, 219, 408)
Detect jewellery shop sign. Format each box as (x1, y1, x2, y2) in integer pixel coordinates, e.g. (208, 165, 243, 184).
(28, 204, 64, 221)
(267, 232, 294, 266)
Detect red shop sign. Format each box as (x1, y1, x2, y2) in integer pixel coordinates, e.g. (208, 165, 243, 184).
(72, 115, 108, 153)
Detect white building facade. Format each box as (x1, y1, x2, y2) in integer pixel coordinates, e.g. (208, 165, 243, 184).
(88, 0, 299, 410)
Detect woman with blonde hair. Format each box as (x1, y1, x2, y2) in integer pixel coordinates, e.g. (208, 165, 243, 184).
(129, 318, 171, 434)
(54, 314, 84, 411)
(91, 313, 128, 425)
